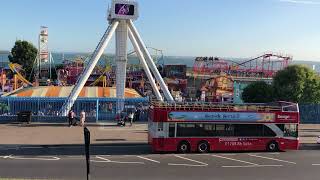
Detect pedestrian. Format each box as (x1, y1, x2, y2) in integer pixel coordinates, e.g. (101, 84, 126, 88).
(122, 114, 128, 127)
(134, 108, 140, 122)
(68, 110, 75, 127)
(80, 110, 86, 127)
(128, 111, 134, 126)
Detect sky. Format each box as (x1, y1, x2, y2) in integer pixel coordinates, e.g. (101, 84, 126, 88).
(0, 0, 320, 60)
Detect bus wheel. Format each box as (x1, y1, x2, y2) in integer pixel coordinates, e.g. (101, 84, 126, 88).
(267, 141, 279, 152)
(178, 141, 190, 153)
(198, 141, 209, 153)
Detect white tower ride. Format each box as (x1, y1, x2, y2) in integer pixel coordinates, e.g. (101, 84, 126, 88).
(60, 0, 174, 116)
(37, 26, 53, 81)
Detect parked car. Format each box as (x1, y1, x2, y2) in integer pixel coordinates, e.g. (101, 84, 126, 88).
(317, 136, 320, 144)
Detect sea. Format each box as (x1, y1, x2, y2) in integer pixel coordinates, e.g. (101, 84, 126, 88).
(1, 52, 320, 72)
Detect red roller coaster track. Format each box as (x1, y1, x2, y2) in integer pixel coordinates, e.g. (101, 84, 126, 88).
(193, 53, 292, 78)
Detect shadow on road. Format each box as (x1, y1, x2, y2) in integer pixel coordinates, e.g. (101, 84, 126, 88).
(299, 143, 320, 150)
(1, 142, 319, 157)
(0, 143, 151, 156)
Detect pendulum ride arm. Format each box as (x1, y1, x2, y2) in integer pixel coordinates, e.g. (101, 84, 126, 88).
(127, 20, 174, 102)
(128, 28, 163, 101)
(60, 21, 119, 116)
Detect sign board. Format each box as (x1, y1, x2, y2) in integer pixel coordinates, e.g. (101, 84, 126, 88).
(110, 0, 139, 20)
(168, 112, 275, 122)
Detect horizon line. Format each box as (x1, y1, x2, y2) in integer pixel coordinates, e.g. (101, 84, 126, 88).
(0, 49, 319, 62)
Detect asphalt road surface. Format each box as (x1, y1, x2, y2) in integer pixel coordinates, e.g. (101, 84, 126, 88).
(0, 144, 320, 180)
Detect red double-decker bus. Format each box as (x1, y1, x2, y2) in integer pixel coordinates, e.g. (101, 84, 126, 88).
(148, 101, 299, 153)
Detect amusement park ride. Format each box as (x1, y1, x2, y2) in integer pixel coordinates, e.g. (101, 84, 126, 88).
(5, 26, 55, 92)
(60, 0, 174, 116)
(193, 53, 292, 79)
(192, 53, 292, 102)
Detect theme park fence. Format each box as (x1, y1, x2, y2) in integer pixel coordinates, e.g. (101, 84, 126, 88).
(0, 98, 318, 124)
(0, 97, 149, 123)
(299, 104, 320, 124)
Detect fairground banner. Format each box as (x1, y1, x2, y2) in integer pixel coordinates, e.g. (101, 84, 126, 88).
(168, 112, 275, 122)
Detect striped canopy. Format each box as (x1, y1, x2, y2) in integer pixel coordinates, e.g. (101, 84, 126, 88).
(9, 86, 141, 98)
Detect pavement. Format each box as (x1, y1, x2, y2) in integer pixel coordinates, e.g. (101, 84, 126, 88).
(0, 122, 147, 145)
(298, 124, 320, 144)
(0, 122, 319, 146)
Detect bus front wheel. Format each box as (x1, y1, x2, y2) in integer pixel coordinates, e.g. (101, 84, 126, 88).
(267, 141, 279, 152)
(198, 141, 210, 153)
(178, 141, 190, 153)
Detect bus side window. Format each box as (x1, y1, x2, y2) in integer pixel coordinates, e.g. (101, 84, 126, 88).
(234, 124, 263, 137)
(263, 125, 276, 137)
(216, 124, 225, 136)
(169, 123, 175, 137)
(225, 124, 234, 136)
(204, 124, 215, 136)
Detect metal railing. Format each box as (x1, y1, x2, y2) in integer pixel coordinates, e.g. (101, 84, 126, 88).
(150, 101, 284, 112)
(0, 97, 149, 123)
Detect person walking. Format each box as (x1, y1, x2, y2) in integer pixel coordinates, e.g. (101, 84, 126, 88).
(80, 110, 86, 127)
(128, 111, 134, 126)
(68, 110, 75, 127)
(134, 108, 140, 122)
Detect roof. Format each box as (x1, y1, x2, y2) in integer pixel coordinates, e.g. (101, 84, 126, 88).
(8, 86, 141, 98)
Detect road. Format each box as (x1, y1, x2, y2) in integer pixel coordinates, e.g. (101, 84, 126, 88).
(0, 144, 320, 180)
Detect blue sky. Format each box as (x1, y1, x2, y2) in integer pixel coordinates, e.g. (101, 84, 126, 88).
(1, 0, 320, 60)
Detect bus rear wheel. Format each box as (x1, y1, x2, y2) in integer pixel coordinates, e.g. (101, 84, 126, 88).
(267, 141, 279, 152)
(198, 141, 209, 153)
(178, 141, 190, 153)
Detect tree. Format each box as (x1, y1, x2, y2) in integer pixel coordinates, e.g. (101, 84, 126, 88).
(242, 81, 274, 103)
(273, 65, 320, 103)
(8, 40, 37, 79)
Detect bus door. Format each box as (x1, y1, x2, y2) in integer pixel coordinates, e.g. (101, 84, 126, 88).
(157, 122, 166, 148)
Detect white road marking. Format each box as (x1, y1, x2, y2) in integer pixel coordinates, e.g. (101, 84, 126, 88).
(92, 156, 145, 164)
(67, 155, 87, 158)
(223, 165, 283, 168)
(192, 153, 236, 156)
(3, 154, 13, 159)
(137, 156, 160, 163)
(67, 155, 110, 159)
(3, 155, 60, 161)
(266, 152, 281, 155)
(248, 154, 296, 164)
(221, 153, 237, 156)
(312, 164, 320, 166)
(211, 154, 259, 166)
(168, 155, 208, 167)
